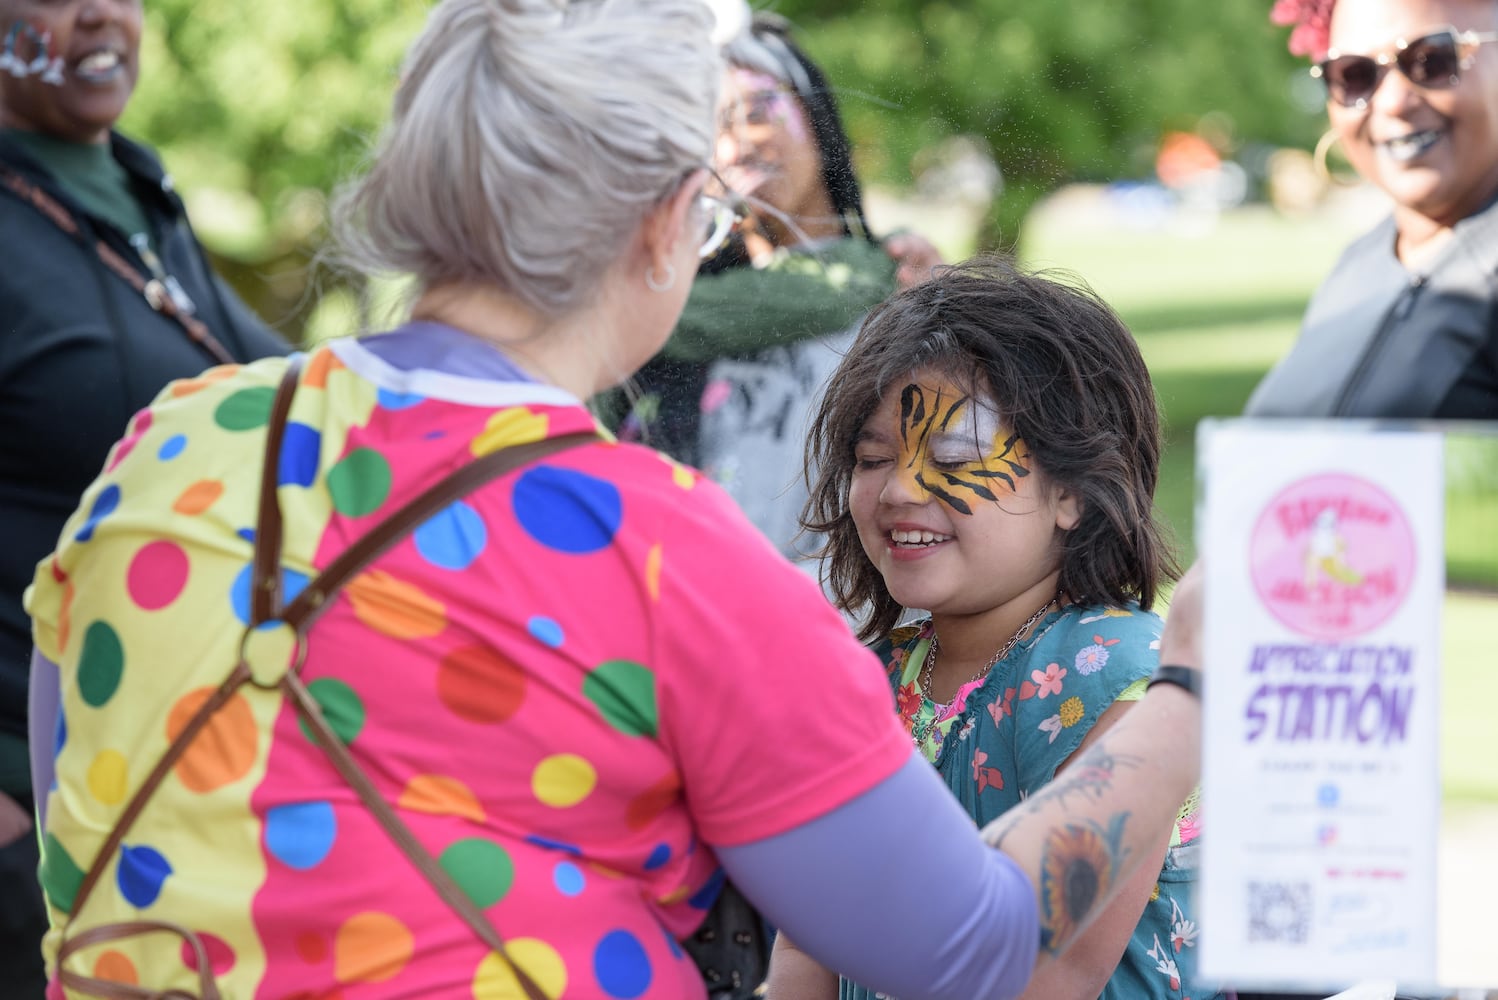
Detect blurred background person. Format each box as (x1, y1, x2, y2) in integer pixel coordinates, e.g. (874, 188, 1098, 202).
(0, 0, 287, 992)
(614, 7, 940, 579)
(1249, 0, 1498, 419)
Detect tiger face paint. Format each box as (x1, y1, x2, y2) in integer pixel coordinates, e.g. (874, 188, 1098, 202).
(882, 376, 1032, 517)
(849, 368, 1078, 622)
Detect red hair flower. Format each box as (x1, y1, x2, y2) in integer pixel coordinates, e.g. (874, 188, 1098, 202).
(1270, 0, 1336, 60)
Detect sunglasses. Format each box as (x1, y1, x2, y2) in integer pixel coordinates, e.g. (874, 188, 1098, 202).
(1313, 26, 1498, 108)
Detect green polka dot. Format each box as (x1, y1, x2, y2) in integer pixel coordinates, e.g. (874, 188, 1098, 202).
(39, 834, 84, 913)
(439, 838, 514, 909)
(583, 659, 657, 738)
(327, 448, 393, 518)
(78, 621, 124, 708)
(213, 386, 276, 431)
(297, 678, 366, 746)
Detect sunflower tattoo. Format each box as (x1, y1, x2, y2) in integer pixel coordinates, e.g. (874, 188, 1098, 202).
(1039, 814, 1128, 953)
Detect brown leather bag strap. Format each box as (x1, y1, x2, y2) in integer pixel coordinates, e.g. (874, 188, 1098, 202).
(0, 163, 238, 368)
(250, 355, 307, 623)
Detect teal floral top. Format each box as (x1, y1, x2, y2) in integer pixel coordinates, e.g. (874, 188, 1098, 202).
(841, 602, 1223, 1000)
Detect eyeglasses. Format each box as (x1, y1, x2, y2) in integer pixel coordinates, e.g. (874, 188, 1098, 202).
(696, 192, 743, 260)
(1312, 26, 1498, 108)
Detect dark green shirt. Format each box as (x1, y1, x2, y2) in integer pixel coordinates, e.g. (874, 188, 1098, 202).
(2, 127, 153, 247)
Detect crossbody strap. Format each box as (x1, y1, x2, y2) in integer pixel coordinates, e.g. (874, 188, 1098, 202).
(0, 163, 238, 368)
(57, 356, 598, 999)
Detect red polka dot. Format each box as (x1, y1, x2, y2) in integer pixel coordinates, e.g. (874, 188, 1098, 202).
(627, 770, 681, 831)
(180, 931, 236, 976)
(437, 645, 526, 724)
(296, 931, 328, 963)
(127, 541, 190, 610)
(104, 435, 140, 473)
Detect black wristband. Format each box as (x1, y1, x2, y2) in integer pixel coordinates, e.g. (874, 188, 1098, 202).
(1147, 664, 1201, 699)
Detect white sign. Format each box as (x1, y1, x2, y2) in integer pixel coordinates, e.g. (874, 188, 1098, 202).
(1198, 421, 1444, 992)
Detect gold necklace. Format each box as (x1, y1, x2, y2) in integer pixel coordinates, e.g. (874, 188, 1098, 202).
(917, 590, 1062, 713)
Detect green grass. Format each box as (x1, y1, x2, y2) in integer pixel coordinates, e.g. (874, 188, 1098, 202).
(1018, 193, 1498, 803)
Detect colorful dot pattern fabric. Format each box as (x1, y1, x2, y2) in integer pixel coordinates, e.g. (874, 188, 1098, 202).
(27, 337, 912, 998)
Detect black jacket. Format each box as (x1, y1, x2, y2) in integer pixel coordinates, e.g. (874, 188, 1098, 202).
(0, 132, 289, 793)
(1246, 195, 1498, 419)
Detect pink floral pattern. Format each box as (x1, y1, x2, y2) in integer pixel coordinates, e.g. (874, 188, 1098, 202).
(1033, 662, 1066, 697)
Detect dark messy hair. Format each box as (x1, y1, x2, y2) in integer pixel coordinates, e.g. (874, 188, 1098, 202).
(724, 12, 873, 241)
(803, 255, 1180, 642)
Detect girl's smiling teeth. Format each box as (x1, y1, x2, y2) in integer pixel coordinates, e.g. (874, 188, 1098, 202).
(890, 528, 952, 547)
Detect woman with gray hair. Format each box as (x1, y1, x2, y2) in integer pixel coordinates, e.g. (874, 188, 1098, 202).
(22, 1, 1203, 997)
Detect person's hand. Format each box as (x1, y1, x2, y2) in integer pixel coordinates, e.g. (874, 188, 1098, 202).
(883, 231, 944, 290)
(1159, 561, 1204, 676)
(0, 790, 32, 848)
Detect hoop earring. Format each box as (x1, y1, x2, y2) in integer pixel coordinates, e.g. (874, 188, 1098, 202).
(1313, 128, 1359, 187)
(645, 262, 676, 293)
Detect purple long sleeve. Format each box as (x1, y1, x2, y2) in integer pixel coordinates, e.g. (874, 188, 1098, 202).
(718, 753, 1040, 1000)
(28, 648, 58, 828)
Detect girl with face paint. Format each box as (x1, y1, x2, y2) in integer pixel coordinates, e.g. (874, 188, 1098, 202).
(781, 257, 1224, 1000)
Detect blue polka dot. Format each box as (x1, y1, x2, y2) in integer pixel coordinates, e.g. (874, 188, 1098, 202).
(526, 834, 582, 855)
(528, 617, 565, 648)
(157, 435, 187, 461)
(265, 801, 337, 871)
(237, 528, 256, 544)
(554, 861, 586, 897)
(231, 564, 311, 626)
(277, 423, 322, 488)
(422, 430, 447, 440)
(414, 501, 487, 571)
(52, 708, 66, 758)
(593, 929, 653, 998)
(688, 868, 726, 911)
(75, 485, 121, 542)
(378, 389, 425, 411)
(514, 466, 622, 554)
(117, 844, 172, 908)
(662, 926, 683, 960)
(643, 844, 671, 871)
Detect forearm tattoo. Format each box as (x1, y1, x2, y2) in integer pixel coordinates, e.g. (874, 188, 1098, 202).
(1037, 815, 1128, 954)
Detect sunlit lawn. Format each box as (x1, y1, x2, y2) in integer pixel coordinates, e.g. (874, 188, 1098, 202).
(1018, 190, 1498, 803)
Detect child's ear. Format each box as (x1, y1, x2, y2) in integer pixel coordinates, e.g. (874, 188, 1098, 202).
(1055, 489, 1082, 531)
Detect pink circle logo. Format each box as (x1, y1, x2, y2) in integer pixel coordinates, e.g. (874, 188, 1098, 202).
(1249, 474, 1417, 640)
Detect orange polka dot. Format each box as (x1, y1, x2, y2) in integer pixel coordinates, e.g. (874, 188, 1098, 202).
(296, 930, 328, 963)
(437, 646, 525, 724)
(169, 366, 240, 397)
(626, 770, 681, 831)
(302, 350, 344, 389)
(334, 912, 413, 985)
(398, 774, 487, 823)
(93, 950, 137, 985)
(173, 480, 225, 516)
(346, 571, 447, 639)
(165, 688, 258, 793)
(645, 544, 663, 603)
(658, 885, 692, 905)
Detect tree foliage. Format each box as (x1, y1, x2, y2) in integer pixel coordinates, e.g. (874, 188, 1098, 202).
(118, 0, 1323, 337)
(769, 0, 1325, 243)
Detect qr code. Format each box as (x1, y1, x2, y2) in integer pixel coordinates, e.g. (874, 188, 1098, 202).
(1247, 881, 1311, 944)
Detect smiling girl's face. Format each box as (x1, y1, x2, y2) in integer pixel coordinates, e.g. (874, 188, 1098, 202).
(848, 367, 1079, 619)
